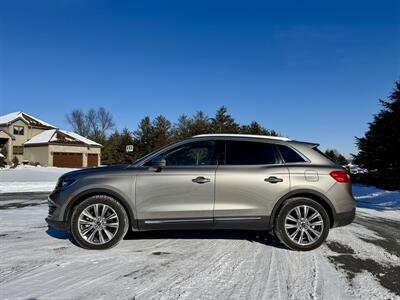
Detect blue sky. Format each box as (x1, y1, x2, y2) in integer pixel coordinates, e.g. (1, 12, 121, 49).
(0, 0, 399, 156)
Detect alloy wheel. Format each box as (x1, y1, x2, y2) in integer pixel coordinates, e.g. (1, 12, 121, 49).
(77, 204, 120, 245)
(284, 205, 324, 246)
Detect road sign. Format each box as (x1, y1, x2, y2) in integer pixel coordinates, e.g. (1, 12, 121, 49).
(126, 145, 134, 153)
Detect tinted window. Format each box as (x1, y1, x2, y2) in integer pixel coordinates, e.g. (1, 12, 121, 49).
(164, 141, 216, 166)
(225, 141, 276, 165)
(278, 145, 306, 163)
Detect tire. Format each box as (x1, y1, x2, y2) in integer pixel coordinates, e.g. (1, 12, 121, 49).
(274, 197, 330, 251)
(71, 195, 129, 250)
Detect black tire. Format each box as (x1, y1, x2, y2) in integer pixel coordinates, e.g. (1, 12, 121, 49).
(71, 195, 129, 250)
(274, 197, 330, 251)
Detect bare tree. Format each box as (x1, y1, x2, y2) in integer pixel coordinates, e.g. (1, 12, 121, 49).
(66, 109, 90, 137)
(66, 107, 115, 144)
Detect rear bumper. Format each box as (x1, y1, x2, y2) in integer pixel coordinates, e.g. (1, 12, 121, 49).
(333, 208, 355, 228)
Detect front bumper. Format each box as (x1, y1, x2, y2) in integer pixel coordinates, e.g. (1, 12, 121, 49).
(46, 189, 70, 232)
(45, 217, 69, 231)
(333, 208, 356, 228)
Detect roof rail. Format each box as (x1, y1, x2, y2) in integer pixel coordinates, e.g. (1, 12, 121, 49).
(193, 134, 291, 141)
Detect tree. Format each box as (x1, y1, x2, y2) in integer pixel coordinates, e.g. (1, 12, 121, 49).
(66, 107, 115, 144)
(102, 129, 135, 165)
(188, 111, 210, 135)
(324, 149, 348, 165)
(100, 106, 283, 165)
(133, 116, 155, 158)
(353, 81, 400, 188)
(66, 109, 89, 137)
(173, 115, 193, 140)
(241, 121, 271, 135)
(210, 106, 240, 133)
(152, 115, 172, 149)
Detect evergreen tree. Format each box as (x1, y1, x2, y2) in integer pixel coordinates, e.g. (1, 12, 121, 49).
(240, 121, 270, 135)
(354, 81, 400, 188)
(189, 111, 210, 135)
(210, 106, 240, 133)
(152, 115, 173, 149)
(324, 149, 348, 165)
(133, 116, 155, 158)
(102, 129, 135, 164)
(173, 115, 193, 140)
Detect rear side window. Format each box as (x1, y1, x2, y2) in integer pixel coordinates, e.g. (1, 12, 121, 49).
(278, 145, 306, 163)
(225, 141, 276, 165)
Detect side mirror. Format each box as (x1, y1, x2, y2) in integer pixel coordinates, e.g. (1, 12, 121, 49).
(151, 157, 166, 171)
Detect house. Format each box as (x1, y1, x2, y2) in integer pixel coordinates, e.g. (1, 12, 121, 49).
(0, 112, 102, 168)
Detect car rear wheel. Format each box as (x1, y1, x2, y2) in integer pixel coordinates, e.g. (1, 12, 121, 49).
(274, 197, 330, 251)
(71, 195, 129, 250)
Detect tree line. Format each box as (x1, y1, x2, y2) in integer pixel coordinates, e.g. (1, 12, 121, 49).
(66, 106, 281, 165)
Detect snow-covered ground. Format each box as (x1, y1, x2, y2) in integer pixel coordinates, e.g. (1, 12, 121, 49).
(0, 165, 75, 193)
(0, 173, 399, 299)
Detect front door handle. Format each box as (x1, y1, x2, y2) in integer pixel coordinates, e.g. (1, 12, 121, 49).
(192, 176, 211, 184)
(264, 176, 283, 184)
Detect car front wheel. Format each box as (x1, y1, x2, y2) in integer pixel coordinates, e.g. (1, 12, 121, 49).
(71, 195, 129, 250)
(274, 197, 330, 251)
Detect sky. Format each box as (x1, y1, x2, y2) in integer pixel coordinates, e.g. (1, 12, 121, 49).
(0, 0, 399, 156)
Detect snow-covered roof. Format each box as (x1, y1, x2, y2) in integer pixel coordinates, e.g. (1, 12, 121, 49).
(193, 134, 291, 141)
(24, 129, 102, 147)
(0, 112, 55, 128)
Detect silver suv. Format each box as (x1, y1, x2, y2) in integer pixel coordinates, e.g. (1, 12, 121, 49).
(46, 134, 355, 251)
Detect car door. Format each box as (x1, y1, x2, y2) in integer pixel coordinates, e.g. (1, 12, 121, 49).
(214, 140, 290, 229)
(135, 140, 218, 230)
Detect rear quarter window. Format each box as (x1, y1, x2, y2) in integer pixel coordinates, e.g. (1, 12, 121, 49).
(278, 145, 306, 163)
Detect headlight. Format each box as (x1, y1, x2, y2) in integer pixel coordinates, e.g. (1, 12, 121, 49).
(56, 178, 76, 189)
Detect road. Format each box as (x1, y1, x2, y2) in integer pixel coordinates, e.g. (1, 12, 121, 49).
(0, 192, 399, 300)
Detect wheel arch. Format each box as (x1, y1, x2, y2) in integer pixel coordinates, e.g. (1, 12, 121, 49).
(269, 189, 336, 229)
(64, 188, 137, 231)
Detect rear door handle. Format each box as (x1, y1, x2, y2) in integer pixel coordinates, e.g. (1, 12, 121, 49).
(192, 176, 211, 184)
(264, 176, 283, 184)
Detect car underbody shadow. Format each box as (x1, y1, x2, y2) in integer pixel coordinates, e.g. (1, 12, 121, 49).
(124, 229, 288, 250)
(46, 226, 78, 246)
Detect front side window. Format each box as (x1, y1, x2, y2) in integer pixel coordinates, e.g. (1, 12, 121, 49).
(147, 141, 217, 166)
(278, 145, 306, 163)
(13, 126, 24, 135)
(225, 140, 276, 165)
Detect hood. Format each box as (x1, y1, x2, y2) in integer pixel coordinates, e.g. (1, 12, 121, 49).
(63, 164, 130, 178)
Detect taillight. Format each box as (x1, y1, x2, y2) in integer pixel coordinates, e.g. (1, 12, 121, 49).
(330, 170, 351, 183)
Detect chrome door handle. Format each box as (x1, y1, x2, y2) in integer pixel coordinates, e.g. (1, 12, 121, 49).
(264, 176, 283, 184)
(192, 176, 211, 184)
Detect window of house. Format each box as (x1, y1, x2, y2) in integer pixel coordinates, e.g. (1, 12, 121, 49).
(13, 146, 24, 155)
(278, 145, 307, 163)
(13, 126, 25, 135)
(225, 141, 276, 165)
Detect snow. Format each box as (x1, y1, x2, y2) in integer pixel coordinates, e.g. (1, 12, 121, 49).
(0, 165, 75, 193)
(0, 194, 399, 299)
(0, 111, 55, 128)
(23, 129, 57, 145)
(353, 183, 400, 210)
(60, 130, 102, 146)
(24, 129, 101, 146)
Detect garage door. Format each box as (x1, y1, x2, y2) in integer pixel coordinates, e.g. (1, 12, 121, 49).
(53, 152, 83, 168)
(87, 154, 99, 168)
